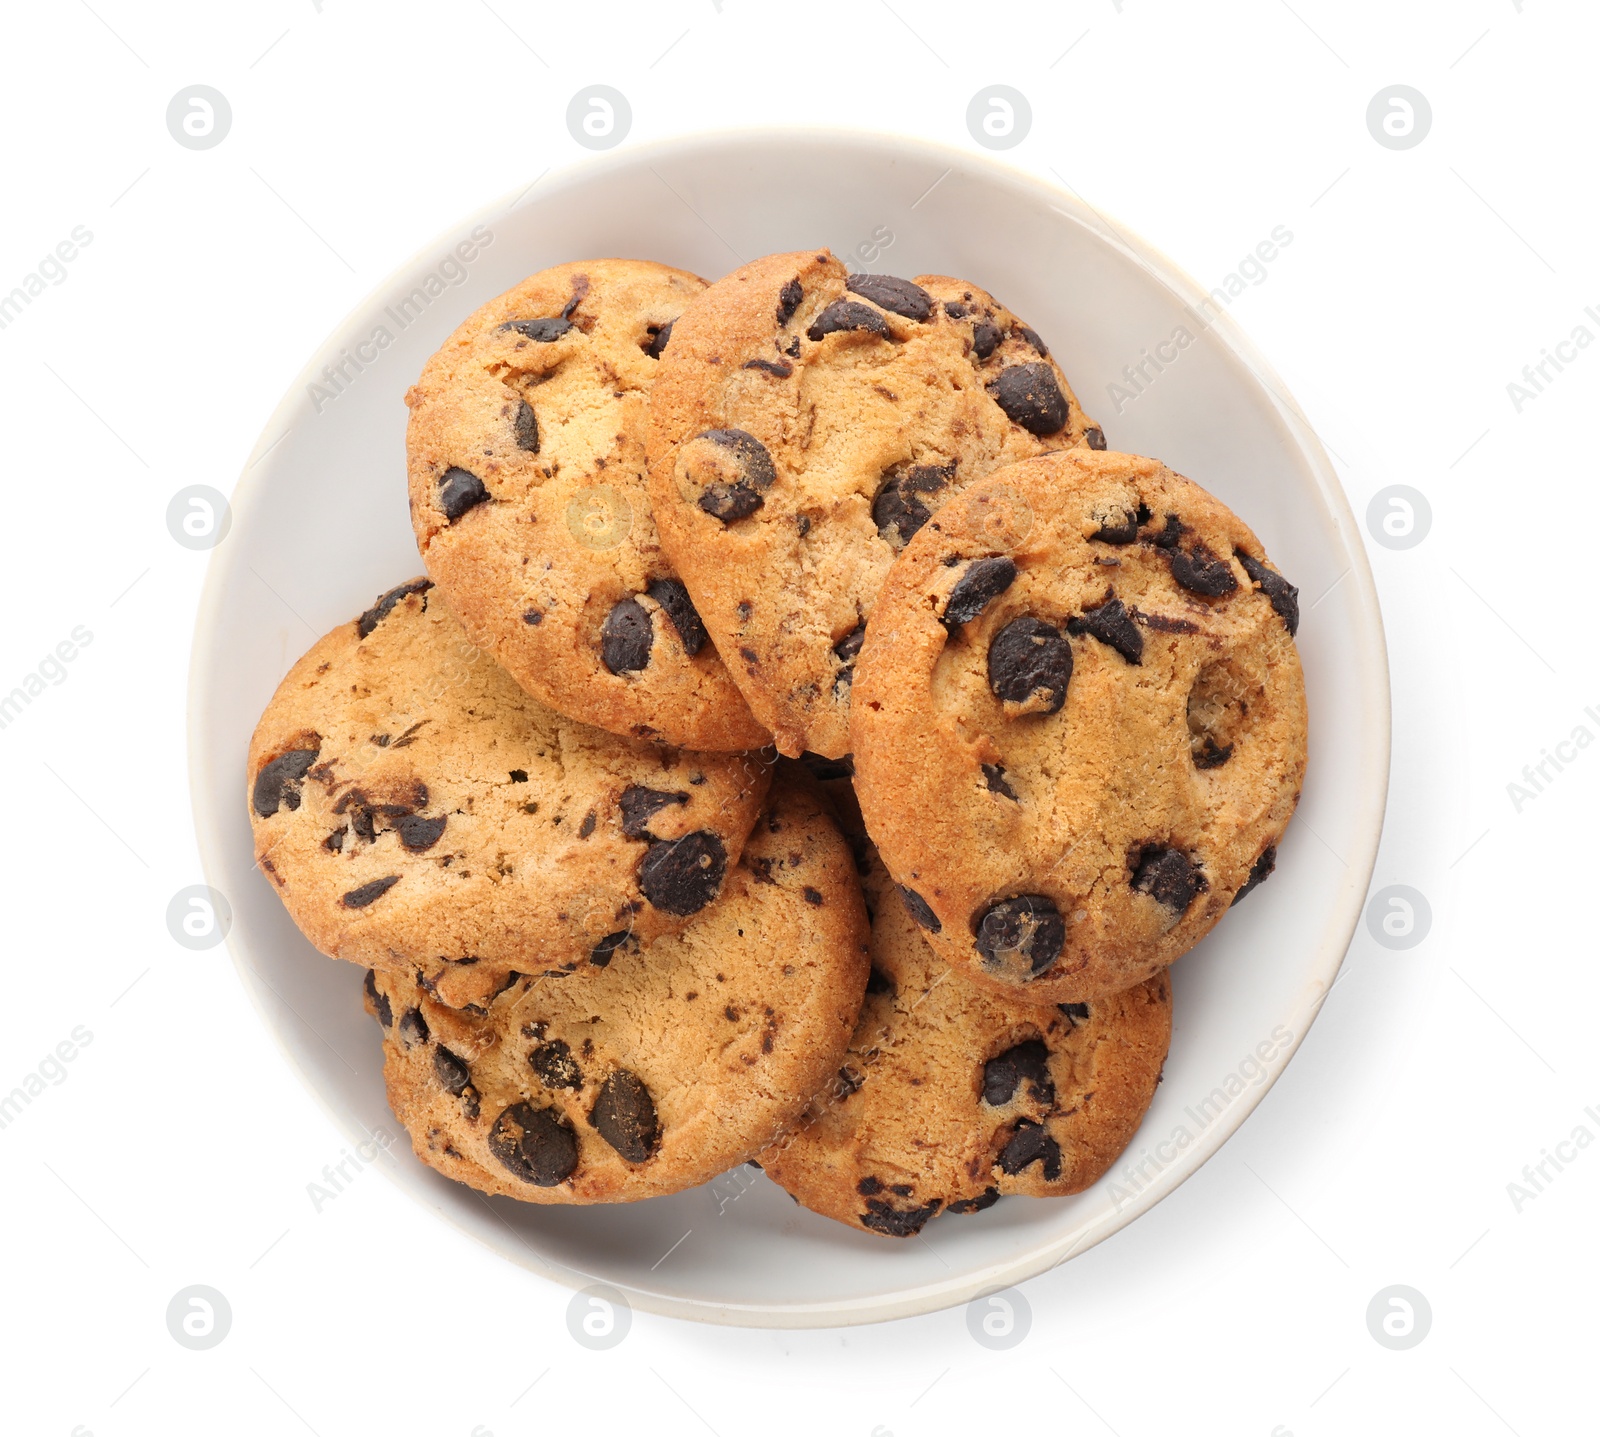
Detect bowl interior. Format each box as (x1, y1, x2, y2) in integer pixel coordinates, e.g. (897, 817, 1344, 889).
(189, 130, 1388, 1327)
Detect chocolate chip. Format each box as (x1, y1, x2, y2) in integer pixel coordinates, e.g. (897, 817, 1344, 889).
(530, 1038, 583, 1089)
(509, 770, 528, 783)
(512, 398, 539, 452)
(489, 1103, 578, 1186)
(358, 580, 433, 639)
(363, 969, 392, 1027)
(1166, 540, 1239, 597)
(845, 273, 933, 320)
(800, 751, 855, 781)
(433, 1046, 472, 1095)
(743, 357, 792, 377)
(946, 1188, 1001, 1214)
(1131, 846, 1204, 914)
(988, 616, 1073, 712)
(692, 428, 777, 524)
(590, 1069, 660, 1163)
(396, 814, 447, 851)
(501, 317, 573, 342)
(783, 336, 801, 357)
(1058, 1002, 1090, 1025)
(590, 931, 630, 965)
(252, 745, 320, 817)
(397, 1007, 429, 1048)
(776, 278, 803, 326)
(982, 1039, 1056, 1106)
(645, 578, 708, 656)
(578, 810, 596, 839)
(975, 895, 1065, 976)
(1067, 594, 1143, 664)
(637, 830, 726, 915)
(972, 320, 1001, 360)
(1236, 551, 1300, 635)
(997, 1120, 1062, 1179)
(803, 886, 824, 906)
(342, 875, 400, 909)
(988, 363, 1069, 435)
(981, 764, 1017, 800)
(1018, 324, 1049, 356)
(522, 609, 543, 625)
(860, 1198, 942, 1236)
(600, 596, 653, 674)
(619, 785, 689, 839)
(806, 300, 890, 341)
(643, 319, 674, 358)
(1231, 845, 1277, 906)
(872, 462, 953, 548)
(833, 624, 866, 663)
(1133, 607, 1199, 635)
(1192, 738, 1233, 769)
(899, 885, 941, 933)
(944, 556, 1017, 629)
(1085, 426, 1107, 450)
(857, 1175, 884, 1195)
(438, 466, 489, 521)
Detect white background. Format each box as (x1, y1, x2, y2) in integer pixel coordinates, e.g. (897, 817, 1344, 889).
(1, 1, 1592, 1432)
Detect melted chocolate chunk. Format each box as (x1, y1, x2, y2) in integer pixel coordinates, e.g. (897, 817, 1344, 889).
(998, 1120, 1062, 1179)
(397, 1007, 429, 1048)
(743, 357, 792, 377)
(988, 363, 1069, 436)
(438, 466, 489, 521)
(944, 301, 969, 319)
(530, 1038, 583, 1090)
(1091, 502, 1150, 544)
(433, 1046, 472, 1095)
(981, 764, 1017, 800)
(637, 830, 726, 915)
(363, 969, 392, 1027)
(358, 580, 433, 639)
(975, 895, 1065, 977)
(693, 428, 777, 524)
(1192, 737, 1234, 770)
(1067, 595, 1143, 664)
(806, 299, 890, 341)
(590, 1069, 660, 1163)
(776, 278, 803, 326)
(590, 931, 631, 965)
(982, 1040, 1056, 1106)
(699, 482, 763, 522)
(988, 616, 1073, 712)
(873, 462, 953, 548)
(944, 556, 1017, 629)
(1236, 551, 1300, 635)
(488, 1103, 578, 1186)
(1018, 324, 1049, 356)
(899, 885, 942, 933)
(1231, 845, 1277, 906)
(643, 318, 675, 358)
(1166, 540, 1239, 597)
(1085, 426, 1107, 450)
(645, 577, 708, 656)
(500, 317, 573, 342)
(972, 319, 1002, 360)
(946, 1188, 1001, 1215)
(860, 1198, 942, 1237)
(619, 785, 689, 839)
(600, 596, 653, 674)
(1131, 846, 1205, 913)
(845, 273, 933, 320)
(396, 814, 447, 851)
(511, 397, 539, 452)
(252, 745, 320, 817)
(341, 875, 400, 909)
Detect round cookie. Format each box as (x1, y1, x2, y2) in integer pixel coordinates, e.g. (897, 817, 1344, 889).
(247, 578, 772, 1010)
(406, 258, 768, 752)
(850, 450, 1307, 1003)
(646, 248, 1103, 760)
(363, 769, 870, 1204)
(762, 783, 1170, 1238)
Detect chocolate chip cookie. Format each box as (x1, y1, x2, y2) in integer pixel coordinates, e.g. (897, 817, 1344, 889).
(762, 782, 1170, 1238)
(406, 259, 768, 751)
(364, 768, 870, 1203)
(248, 578, 771, 1009)
(850, 450, 1307, 1003)
(646, 249, 1102, 759)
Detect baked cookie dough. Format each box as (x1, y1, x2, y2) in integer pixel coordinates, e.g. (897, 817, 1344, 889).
(247, 578, 771, 1009)
(647, 248, 1102, 759)
(364, 769, 870, 1203)
(763, 783, 1171, 1238)
(850, 450, 1307, 1002)
(406, 258, 768, 751)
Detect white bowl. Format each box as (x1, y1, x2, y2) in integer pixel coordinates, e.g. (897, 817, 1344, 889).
(188, 129, 1389, 1328)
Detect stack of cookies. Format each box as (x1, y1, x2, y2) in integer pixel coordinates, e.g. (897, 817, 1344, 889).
(246, 251, 1307, 1239)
